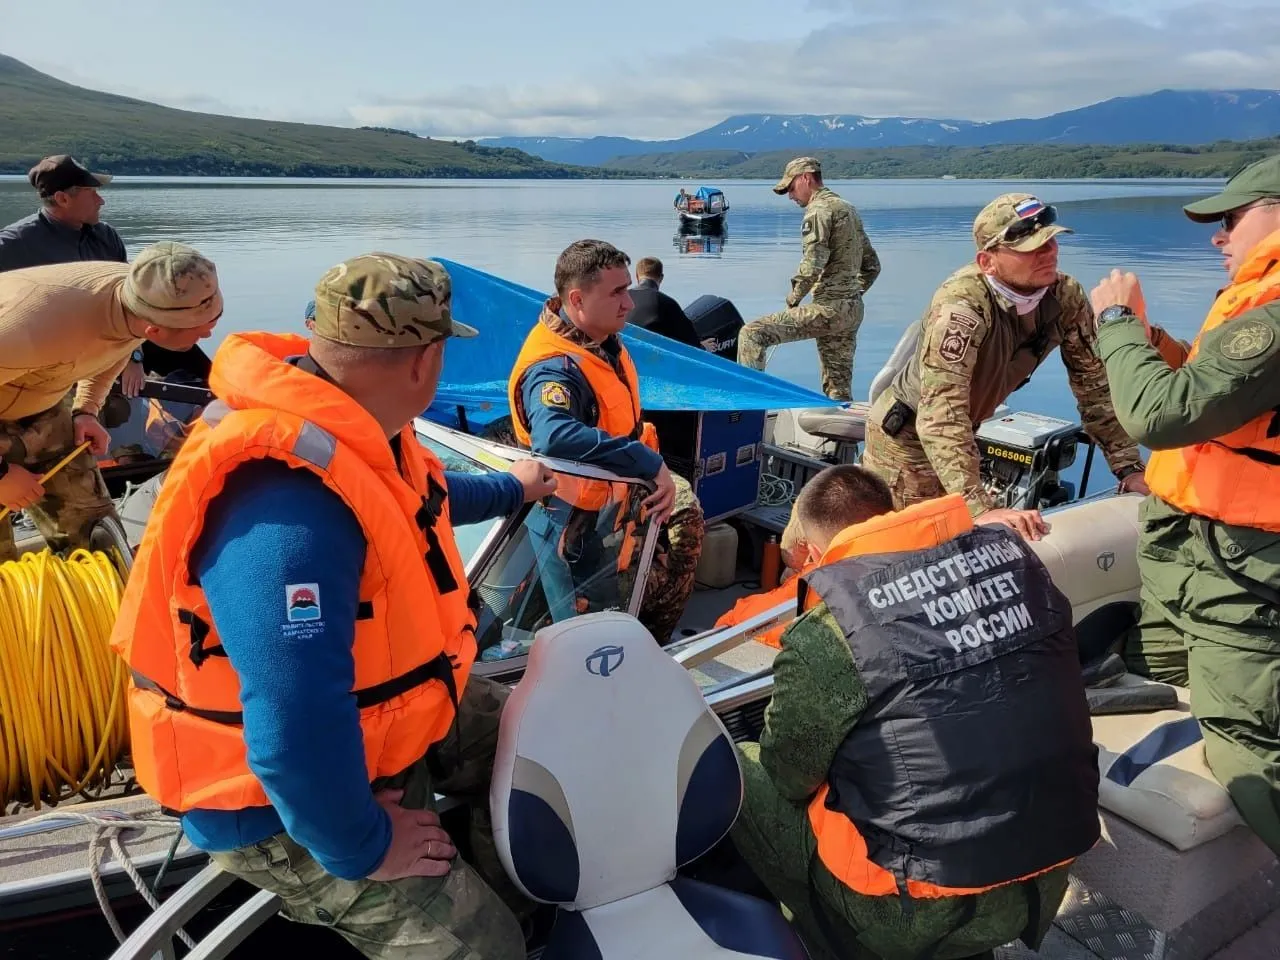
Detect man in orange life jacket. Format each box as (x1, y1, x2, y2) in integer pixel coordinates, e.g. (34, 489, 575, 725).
(712, 475, 890, 648)
(729, 464, 1099, 960)
(110, 253, 557, 960)
(1089, 152, 1280, 855)
(507, 239, 705, 645)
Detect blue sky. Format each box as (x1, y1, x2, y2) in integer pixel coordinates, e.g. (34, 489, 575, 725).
(2, 0, 1274, 140)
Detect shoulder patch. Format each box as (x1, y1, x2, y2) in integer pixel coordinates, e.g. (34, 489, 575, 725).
(802, 218, 814, 236)
(540, 381, 571, 409)
(1219, 320, 1275, 361)
(937, 326, 974, 364)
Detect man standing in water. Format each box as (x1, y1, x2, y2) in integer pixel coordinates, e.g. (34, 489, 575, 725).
(1091, 153, 1280, 855)
(860, 192, 1147, 540)
(737, 156, 881, 400)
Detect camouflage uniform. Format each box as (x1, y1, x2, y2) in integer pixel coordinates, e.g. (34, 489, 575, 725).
(861, 194, 1142, 517)
(731, 604, 1070, 960)
(0, 393, 115, 562)
(209, 676, 530, 960)
(738, 157, 881, 401)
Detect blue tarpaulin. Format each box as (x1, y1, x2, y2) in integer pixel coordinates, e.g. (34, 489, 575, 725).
(425, 258, 829, 430)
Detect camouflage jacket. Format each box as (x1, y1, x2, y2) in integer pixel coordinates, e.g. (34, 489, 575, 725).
(891, 264, 1142, 515)
(790, 188, 881, 306)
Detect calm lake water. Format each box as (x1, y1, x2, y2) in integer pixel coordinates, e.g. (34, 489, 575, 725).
(0, 175, 1228, 427)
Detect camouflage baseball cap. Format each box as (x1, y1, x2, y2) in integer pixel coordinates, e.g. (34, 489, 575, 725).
(973, 193, 1072, 252)
(773, 156, 822, 194)
(311, 253, 477, 348)
(121, 241, 223, 329)
(1182, 153, 1280, 223)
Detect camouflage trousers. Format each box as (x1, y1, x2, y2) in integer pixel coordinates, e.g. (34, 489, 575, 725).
(859, 391, 950, 511)
(737, 299, 864, 401)
(0, 395, 117, 564)
(1120, 496, 1280, 856)
(638, 472, 705, 645)
(731, 742, 1068, 960)
(208, 676, 529, 960)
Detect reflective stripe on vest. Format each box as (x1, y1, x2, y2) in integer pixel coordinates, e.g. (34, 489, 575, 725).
(1146, 229, 1280, 531)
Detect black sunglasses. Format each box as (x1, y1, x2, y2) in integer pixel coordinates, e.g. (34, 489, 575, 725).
(1222, 200, 1280, 232)
(997, 205, 1058, 247)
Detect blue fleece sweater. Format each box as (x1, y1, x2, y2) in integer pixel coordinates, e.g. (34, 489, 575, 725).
(180, 458, 522, 880)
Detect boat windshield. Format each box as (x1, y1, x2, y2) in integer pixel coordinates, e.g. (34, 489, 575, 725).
(417, 430, 657, 662)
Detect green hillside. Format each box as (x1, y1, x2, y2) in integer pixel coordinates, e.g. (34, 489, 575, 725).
(601, 140, 1280, 179)
(0, 55, 619, 179)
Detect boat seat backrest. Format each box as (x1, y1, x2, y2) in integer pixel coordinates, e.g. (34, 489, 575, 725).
(796, 405, 869, 445)
(1028, 493, 1143, 659)
(490, 612, 743, 911)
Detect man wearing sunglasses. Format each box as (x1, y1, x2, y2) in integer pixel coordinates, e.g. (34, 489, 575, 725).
(1089, 153, 1280, 856)
(861, 193, 1147, 541)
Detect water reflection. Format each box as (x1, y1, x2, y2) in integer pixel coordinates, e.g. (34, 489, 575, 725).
(673, 227, 728, 257)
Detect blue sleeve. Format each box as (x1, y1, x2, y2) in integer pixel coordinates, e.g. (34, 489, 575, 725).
(521, 360, 665, 480)
(445, 470, 523, 524)
(191, 459, 391, 881)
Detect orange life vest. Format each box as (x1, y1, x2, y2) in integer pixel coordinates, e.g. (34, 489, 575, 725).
(508, 316, 659, 454)
(713, 562, 818, 648)
(109, 332, 476, 813)
(1146, 229, 1280, 532)
(802, 494, 1076, 898)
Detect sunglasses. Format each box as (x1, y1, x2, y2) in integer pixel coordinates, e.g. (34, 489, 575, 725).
(1221, 200, 1280, 232)
(991, 205, 1058, 248)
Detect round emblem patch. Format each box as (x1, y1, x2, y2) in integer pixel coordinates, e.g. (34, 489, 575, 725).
(1220, 320, 1275, 361)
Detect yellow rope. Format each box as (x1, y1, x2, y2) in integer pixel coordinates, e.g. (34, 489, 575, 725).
(0, 440, 92, 523)
(0, 548, 129, 809)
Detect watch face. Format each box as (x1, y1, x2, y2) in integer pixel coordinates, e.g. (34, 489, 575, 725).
(1100, 306, 1131, 324)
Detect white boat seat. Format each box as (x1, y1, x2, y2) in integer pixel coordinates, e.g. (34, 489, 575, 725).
(1028, 494, 1144, 663)
(1090, 687, 1243, 851)
(490, 611, 808, 960)
(795, 405, 867, 444)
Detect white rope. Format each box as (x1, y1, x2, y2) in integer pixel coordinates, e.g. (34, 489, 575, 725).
(18, 810, 197, 949)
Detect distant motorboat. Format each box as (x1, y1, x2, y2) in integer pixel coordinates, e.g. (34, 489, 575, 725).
(674, 186, 728, 230)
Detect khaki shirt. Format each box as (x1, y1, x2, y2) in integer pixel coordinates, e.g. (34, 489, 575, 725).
(891, 263, 1142, 513)
(0, 261, 142, 421)
(791, 187, 881, 305)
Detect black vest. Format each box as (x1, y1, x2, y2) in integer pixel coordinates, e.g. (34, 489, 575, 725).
(801, 525, 1099, 890)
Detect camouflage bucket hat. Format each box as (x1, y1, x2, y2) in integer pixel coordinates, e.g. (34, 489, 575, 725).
(773, 156, 822, 194)
(121, 241, 223, 329)
(311, 253, 478, 348)
(973, 193, 1071, 252)
(1183, 153, 1280, 223)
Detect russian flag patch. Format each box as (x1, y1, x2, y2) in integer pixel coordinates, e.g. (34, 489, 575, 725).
(1014, 197, 1045, 219)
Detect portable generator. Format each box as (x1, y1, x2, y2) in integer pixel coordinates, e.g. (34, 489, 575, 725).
(975, 410, 1092, 510)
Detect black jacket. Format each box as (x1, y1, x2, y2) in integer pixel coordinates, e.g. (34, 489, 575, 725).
(626, 279, 702, 349)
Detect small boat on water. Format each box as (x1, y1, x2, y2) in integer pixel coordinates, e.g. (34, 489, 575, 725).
(674, 186, 729, 230)
(4, 261, 1279, 959)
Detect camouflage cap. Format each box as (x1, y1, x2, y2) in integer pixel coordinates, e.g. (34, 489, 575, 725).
(773, 156, 822, 194)
(973, 193, 1072, 253)
(1183, 153, 1280, 222)
(121, 241, 223, 329)
(311, 253, 477, 348)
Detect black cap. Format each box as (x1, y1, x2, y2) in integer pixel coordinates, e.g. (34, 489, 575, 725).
(27, 155, 112, 198)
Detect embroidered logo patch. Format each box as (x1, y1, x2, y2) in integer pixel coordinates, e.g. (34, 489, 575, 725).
(540, 382, 570, 409)
(938, 326, 973, 363)
(942, 306, 981, 330)
(1219, 320, 1275, 361)
(286, 583, 322, 622)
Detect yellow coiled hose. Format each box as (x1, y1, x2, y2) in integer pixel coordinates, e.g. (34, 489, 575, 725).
(0, 547, 129, 810)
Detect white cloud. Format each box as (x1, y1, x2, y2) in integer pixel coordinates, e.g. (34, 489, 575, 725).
(344, 0, 1280, 140)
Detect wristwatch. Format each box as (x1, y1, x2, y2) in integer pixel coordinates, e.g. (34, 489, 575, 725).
(1097, 305, 1137, 326)
(131, 348, 145, 364)
(1116, 463, 1146, 480)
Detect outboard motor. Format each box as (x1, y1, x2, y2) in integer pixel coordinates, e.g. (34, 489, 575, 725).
(684, 295, 745, 361)
(976, 410, 1089, 510)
